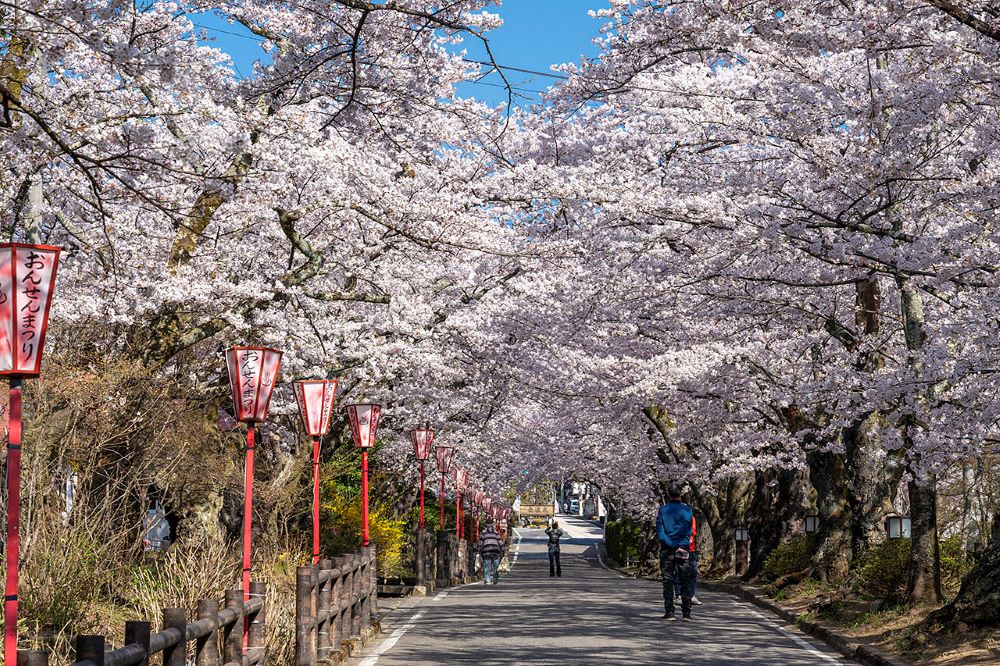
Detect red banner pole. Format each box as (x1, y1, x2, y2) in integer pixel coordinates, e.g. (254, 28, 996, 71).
(242, 422, 255, 648)
(312, 436, 321, 565)
(439, 475, 445, 530)
(4, 379, 23, 666)
(474, 506, 479, 543)
(361, 450, 370, 547)
(456, 491, 462, 538)
(418, 462, 426, 530)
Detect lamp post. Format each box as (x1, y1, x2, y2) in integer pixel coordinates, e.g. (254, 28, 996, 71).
(346, 403, 382, 547)
(411, 428, 435, 529)
(435, 445, 454, 530)
(225, 345, 282, 646)
(293, 380, 338, 564)
(454, 467, 469, 539)
(886, 515, 912, 540)
(0, 243, 60, 666)
(804, 515, 820, 534)
(473, 490, 484, 542)
(735, 527, 750, 576)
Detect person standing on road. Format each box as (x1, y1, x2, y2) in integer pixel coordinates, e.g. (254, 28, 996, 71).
(674, 512, 702, 605)
(656, 484, 694, 621)
(479, 520, 504, 585)
(545, 520, 565, 577)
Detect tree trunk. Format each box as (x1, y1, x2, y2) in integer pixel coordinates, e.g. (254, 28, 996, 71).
(844, 410, 898, 560)
(907, 472, 943, 603)
(932, 512, 1000, 626)
(746, 467, 810, 579)
(896, 275, 943, 605)
(806, 449, 852, 582)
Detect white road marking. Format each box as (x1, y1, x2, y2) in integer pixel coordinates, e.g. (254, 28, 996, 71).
(510, 528, 522, 568)
(731, 600, 843, 665)
(433, 590, 448, 600)
(357, 611, 425, 666)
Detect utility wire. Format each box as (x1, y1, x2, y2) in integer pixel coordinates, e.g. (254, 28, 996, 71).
(190, 22, 746, 102)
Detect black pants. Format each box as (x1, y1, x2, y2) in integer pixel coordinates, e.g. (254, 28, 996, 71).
(549, 549, 561, 576)
(660, 548, 694, 617)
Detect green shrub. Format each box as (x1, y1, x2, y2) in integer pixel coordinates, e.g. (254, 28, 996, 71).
(605, 519, 644, 566)
(939, 534, 975, 590)
(762, 534, 817, 581)
(852, 539, 911, 601)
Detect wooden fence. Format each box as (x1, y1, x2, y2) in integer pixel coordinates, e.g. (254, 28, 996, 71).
(294, 546, 378, 665)
(7, 547, 378, 666)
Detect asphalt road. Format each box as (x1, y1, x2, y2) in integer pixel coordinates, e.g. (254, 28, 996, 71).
(350, 515, 852, 665)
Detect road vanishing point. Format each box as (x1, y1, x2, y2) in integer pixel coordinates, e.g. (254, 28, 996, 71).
(349, 515, 852, 665)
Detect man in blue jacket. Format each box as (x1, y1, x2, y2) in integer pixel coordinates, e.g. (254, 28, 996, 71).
(656, 484, 695, 621)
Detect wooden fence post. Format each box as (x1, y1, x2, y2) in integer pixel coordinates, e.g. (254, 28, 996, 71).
(342, 556, 354, 643)
(223, 589, 243, 664)
(368, 545, 378, 622)
(75, 636, 105, 666)
(249, 581, 267, 663)
(295, 565, 314, 666)
(332, 559, 345, 655)
(318, 559, 332, 663)
(162, 608, 186, 666)
(125, 620, 151, 666)
(351, 552, 362, 637)
(17, 650, 49, 666)
(436, 530, 449, 586)
(196, 600, 219, 665)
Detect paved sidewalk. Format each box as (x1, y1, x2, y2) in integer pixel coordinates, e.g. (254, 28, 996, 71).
(350, 515, 853, 665)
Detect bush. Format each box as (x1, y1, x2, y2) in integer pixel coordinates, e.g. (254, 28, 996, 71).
(939, 534, 975, 590)
(852, 539, 911, 601)
(605, 519, 644, 566)
(762, 534, 817, 581)
(321, 486, 407, 578)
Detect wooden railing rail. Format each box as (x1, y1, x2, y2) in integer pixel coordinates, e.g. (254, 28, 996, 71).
(69, 581, 267, 666)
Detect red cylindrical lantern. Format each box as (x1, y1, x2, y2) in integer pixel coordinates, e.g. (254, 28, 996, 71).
(225, 345, 281, 648)
(435, 446, 454, 530)
(346, 404, 382, 547)
(294, 380, 338, 564)
(411, 428, 435, 530)
(0, 243, 60, 666)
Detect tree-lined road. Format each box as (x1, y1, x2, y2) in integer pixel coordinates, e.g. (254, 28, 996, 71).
(350, 516, 850, 665)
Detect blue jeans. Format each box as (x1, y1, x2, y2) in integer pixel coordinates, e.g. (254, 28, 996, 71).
(661, 548, 694, 617)
(674, 550, 697, 596)
(483, 556, 500, 584)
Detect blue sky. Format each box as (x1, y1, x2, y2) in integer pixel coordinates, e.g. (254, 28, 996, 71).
(191, 1, 606, 107)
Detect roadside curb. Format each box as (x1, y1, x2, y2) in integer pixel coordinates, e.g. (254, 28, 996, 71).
(699, 581, 911, 666)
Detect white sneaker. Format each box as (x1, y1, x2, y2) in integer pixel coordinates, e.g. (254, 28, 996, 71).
(691, 595, 703, 605)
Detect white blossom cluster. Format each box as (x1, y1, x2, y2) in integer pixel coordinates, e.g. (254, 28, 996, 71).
(4, 0, 999, 509)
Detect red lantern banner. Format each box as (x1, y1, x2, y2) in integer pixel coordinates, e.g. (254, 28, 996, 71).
(294, 380, 338, 437)
(411, 428, 435, 460)
(435, 446, 453, 474)
(0, 243, 61, 377)
(474, 490, 484, 506)
(225, 347, 282, 422)
(346, 403, 382, 448)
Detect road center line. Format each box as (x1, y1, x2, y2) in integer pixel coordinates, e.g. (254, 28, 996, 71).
(357, 610, 426, 666)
